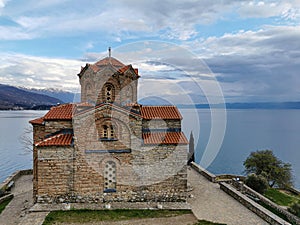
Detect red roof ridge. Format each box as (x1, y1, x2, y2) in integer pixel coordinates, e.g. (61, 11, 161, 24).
(29, 117, 44, 125)
(141, 105, 182, 120)
(44, 103, 75, 120)
(35, 133, 73, 147)
(118, 64, 139, 76)
(95, 56, 125, 67)
(143, 131, 188, 145)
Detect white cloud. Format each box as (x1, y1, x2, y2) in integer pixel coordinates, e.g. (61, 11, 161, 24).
(0, 26, 34, 40)
(0, 53, 82, 91)
(238, 0, 300, 23)
(0, 0, 236, 41)
(191, 25, 300, 102)
(15, 16, 49, 30)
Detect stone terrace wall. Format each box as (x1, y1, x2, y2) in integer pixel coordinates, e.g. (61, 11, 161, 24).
(220, 182, 292, 225)
(241, 183, 300, 225)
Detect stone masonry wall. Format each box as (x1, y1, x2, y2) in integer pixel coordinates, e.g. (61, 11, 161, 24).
(36, 122, 187, 204)
(80, 66, 138, 106)
(36, 146, 74, 201)
(142, 119, 181, 131)
(44, 120, 73, 135)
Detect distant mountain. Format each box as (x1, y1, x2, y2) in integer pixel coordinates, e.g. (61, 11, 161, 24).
(19, 87, 75, 103)
(0, 84, 63, 110)
(178, 102, 300, 109)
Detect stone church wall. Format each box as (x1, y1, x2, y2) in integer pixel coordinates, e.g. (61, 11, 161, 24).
(44, 120, 73, 135)
(36, 143, 187, 204)
(36, 146, 74, 201)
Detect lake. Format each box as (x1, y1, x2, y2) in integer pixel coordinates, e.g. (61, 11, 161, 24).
(0, 110, 47, 182)
(0, 109, 299, 189)
(181, 109, 300, 189)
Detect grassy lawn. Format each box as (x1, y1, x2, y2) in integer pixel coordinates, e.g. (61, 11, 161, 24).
(43, 209, 225, 225)
(43, 209, 193, 225)
(264, 188, 299, 206)
(195, 220, 226, 225)
(0, 197, 13, 214)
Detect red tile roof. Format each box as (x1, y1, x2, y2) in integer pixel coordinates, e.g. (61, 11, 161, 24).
(88, 57, 125, 72)
(117, 65, 139, 76)
(44, 104, 75, 120)
(95, 57, 125, 67)
(141, 106, 182, 120)
(29, 117, 44, 125)
(35, 133, 73, 147)
(143, 132, 188, 145)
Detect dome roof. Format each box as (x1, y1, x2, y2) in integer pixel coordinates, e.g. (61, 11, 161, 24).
(94, 57, 125, 68)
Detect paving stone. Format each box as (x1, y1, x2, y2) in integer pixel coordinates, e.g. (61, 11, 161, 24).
(0, 175, 48, 225)
(187, 167, 269, 225)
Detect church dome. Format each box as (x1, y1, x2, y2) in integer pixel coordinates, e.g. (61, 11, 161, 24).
(94, 57, 125, 68)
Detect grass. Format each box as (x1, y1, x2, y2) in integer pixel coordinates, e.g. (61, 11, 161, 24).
(194, 220, 226, 225)
(0, 197, 13, 214)
(264, 188, 299, 206)
(43, 209, 193, 225)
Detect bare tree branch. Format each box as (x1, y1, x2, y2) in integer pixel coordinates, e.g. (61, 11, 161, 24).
(19, 126, 33, 153)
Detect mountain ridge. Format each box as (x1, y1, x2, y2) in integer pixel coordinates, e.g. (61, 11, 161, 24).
(0, 84, 64, 110)
(1, 83, 300, 110)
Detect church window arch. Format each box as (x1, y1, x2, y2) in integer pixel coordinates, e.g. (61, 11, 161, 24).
(103, 83, 115, 103)
(100, 121, 116, 140)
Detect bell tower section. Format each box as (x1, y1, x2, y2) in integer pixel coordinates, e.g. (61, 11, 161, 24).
(78, 48, 139, 106)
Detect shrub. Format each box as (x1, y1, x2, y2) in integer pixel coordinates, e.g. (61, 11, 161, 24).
(245, 173, 268, 194)
(288, 201, 300, 217)
(0, 189, 5, 198)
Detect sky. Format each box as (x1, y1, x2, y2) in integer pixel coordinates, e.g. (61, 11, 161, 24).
(0, 0, 300, 103)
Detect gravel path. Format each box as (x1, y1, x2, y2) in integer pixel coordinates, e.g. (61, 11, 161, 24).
(187, 167, 269, 225)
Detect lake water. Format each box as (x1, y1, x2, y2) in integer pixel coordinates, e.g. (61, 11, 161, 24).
(181, 109, 300, 189)
(0, 110, 47, 182)
(0, 109, 299, 189)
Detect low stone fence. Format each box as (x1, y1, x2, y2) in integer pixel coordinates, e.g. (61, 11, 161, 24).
(0, 193, 13, 204)
(285, 186, 300, 196)
(0, 169, 33, 191)
(190, 162, 246, 183)
(190, 162, 298, 225)
(241, 183, 300, 225)
(215, 174, 245, 182)
(190, 162, 216, 182)
(220, 182, 292, 225)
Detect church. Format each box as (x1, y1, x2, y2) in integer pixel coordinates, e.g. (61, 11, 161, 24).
(30, 49, 188, 205)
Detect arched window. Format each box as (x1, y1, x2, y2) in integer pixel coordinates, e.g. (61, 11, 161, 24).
(104, 161, 116, 192)
(101, 124, 115, 140)
(103, 83, 114, 103)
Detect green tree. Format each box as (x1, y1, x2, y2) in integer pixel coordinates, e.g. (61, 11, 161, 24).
(245, 174, 269, 194)
(243, 150, 293, 188)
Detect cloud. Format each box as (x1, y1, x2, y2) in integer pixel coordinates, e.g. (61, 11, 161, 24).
(1, 0, 299, 42)
(238, 1, 300, 22)
(193, 25, 300, 102)
(0, 53, 82, 91)
(0, 0, 300, 104)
